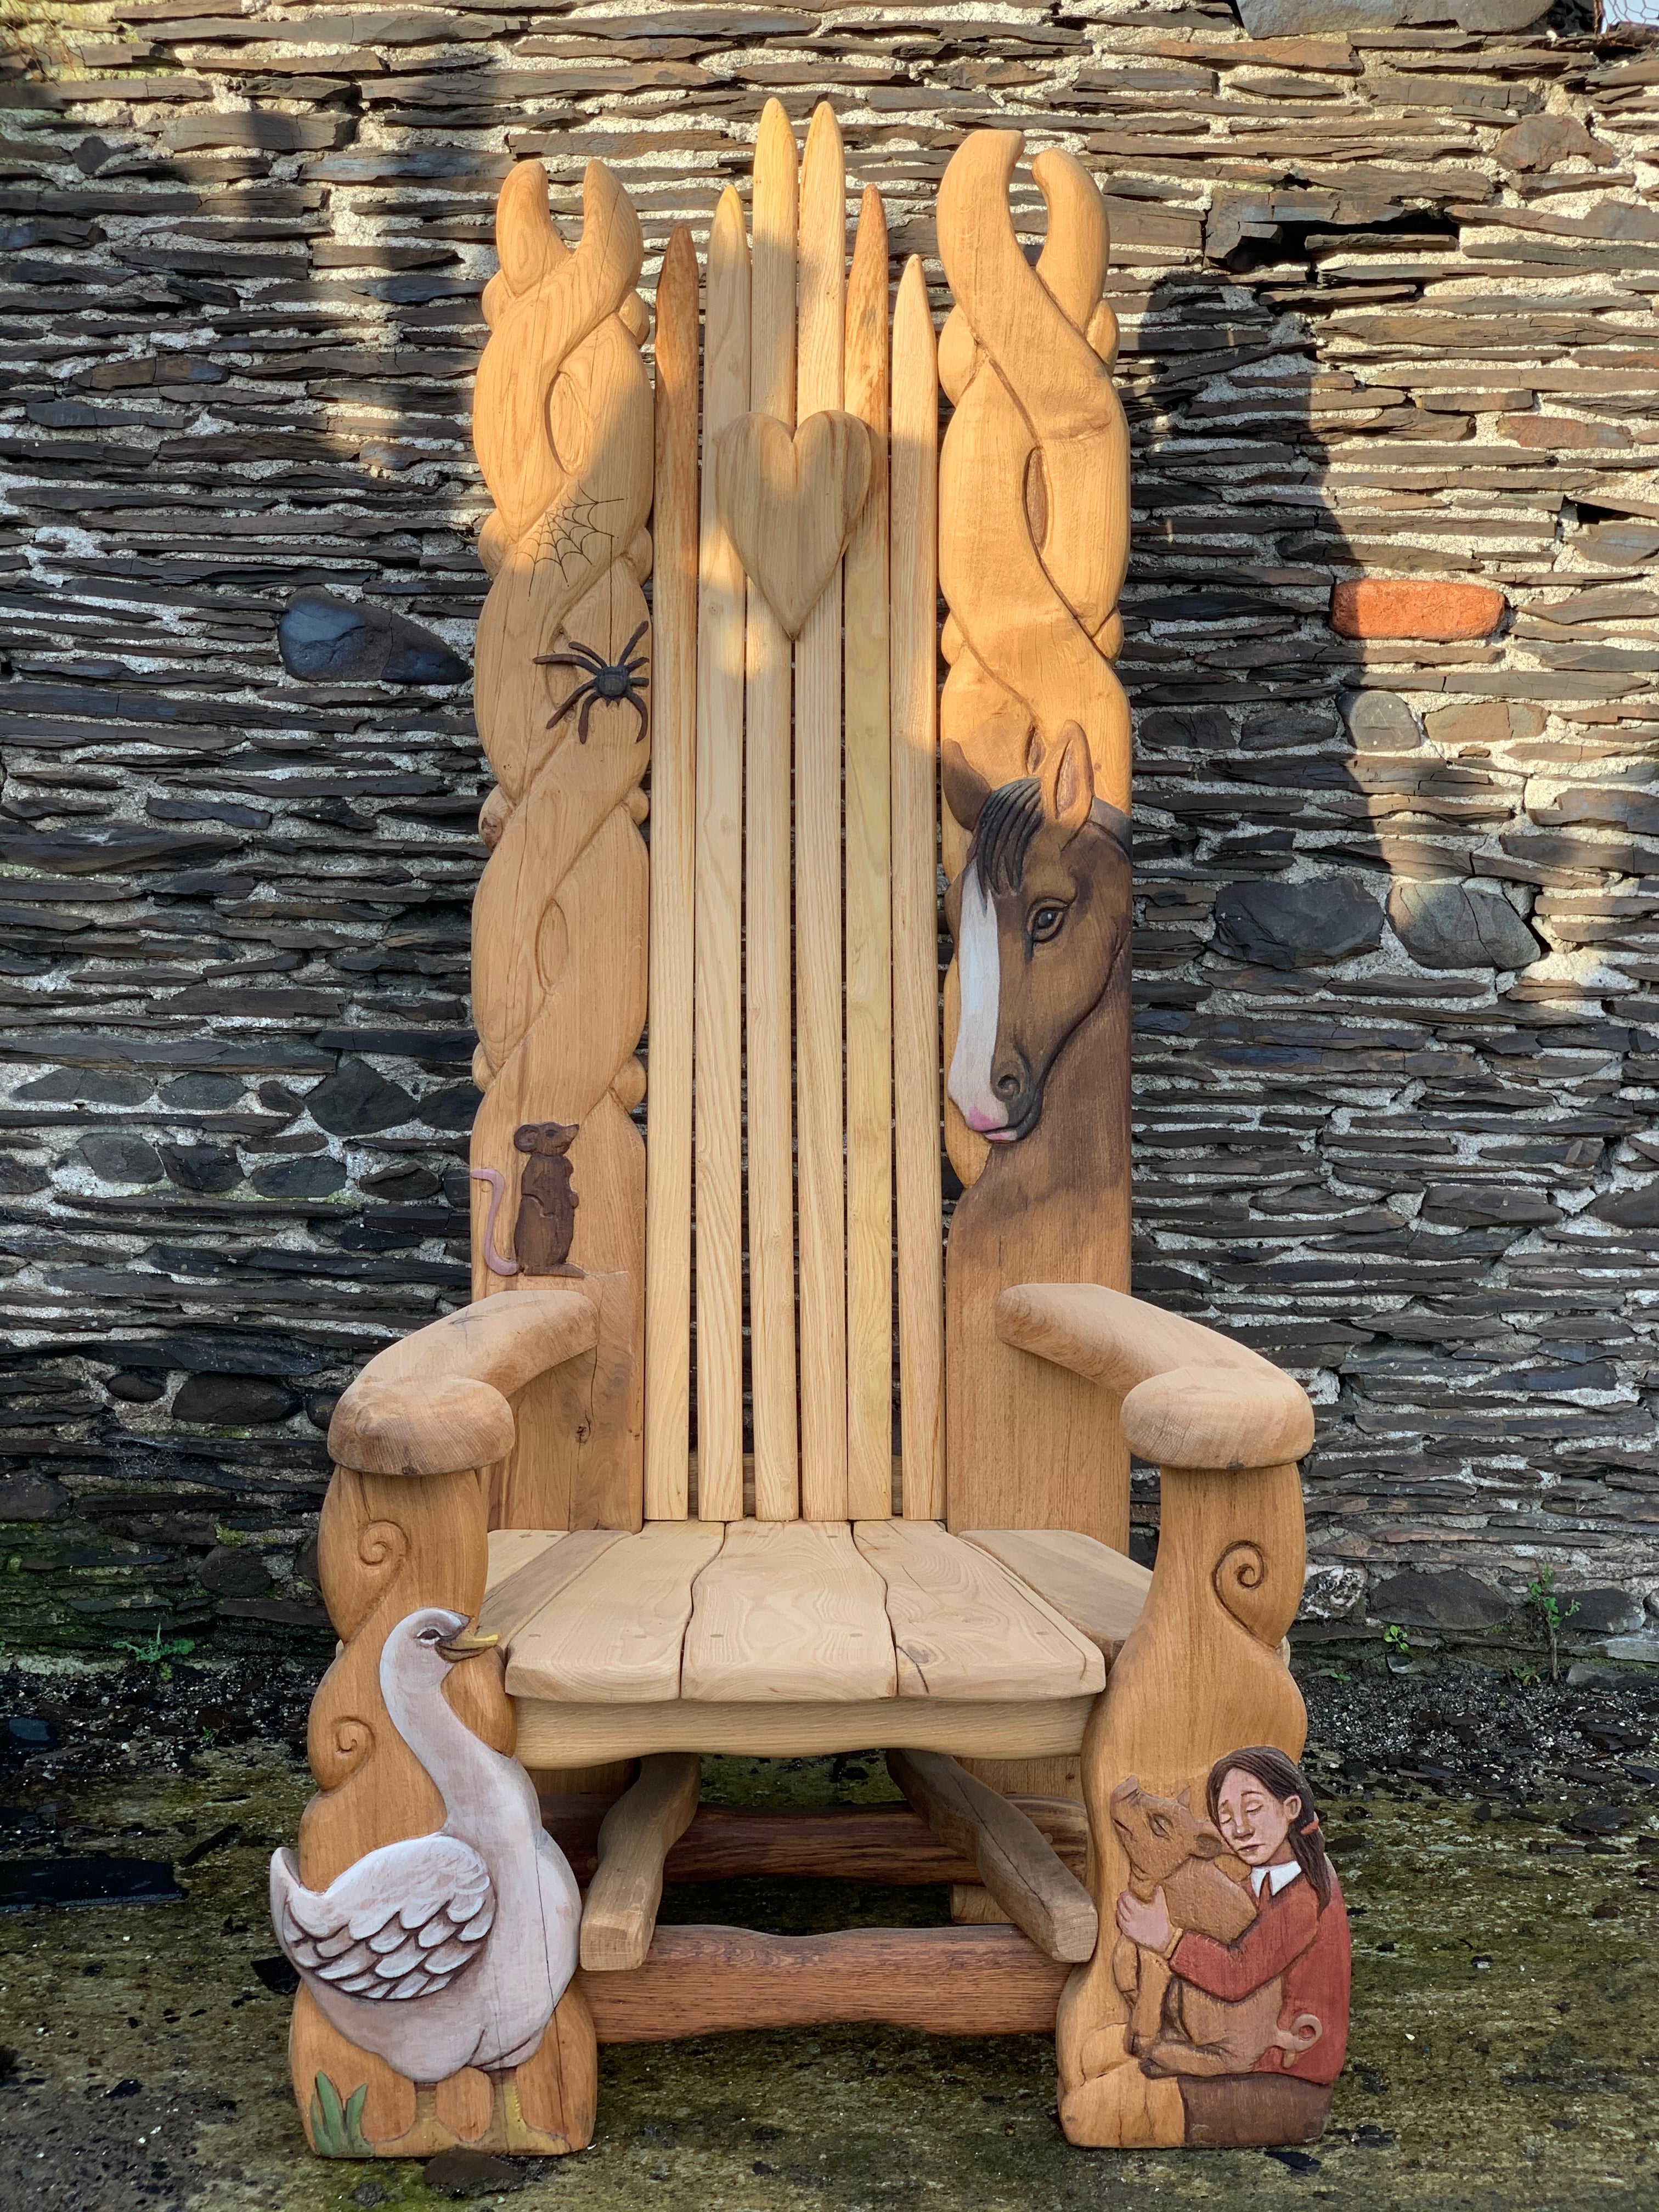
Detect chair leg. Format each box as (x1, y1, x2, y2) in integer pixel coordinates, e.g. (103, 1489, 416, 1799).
(1058, 1459, 1309, 2149)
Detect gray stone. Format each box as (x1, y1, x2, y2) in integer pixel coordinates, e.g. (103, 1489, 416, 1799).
(278, 591, 469, 687)
(1387, 881, 1541, 972)
(419, 1085, 483, 1131)
(159, 1074, 244, 1110)
(172, 1374, 301, 1426)
(160, 1144, 242, 1195)
(360, 1163, 442, 1202)
(303, 1059, 416, 1137)
(1496, 113, 1616, 175)
(0, 1156, 48, 1194)
(1561, 1587, 1645, 1638)
(20, 1068, 151, 1106)
(1420, 1182, 1562, 1228)
(250, 1155, 347, 1200)
(194, 1545, 272, 1599)
(1342, 691, 1420, 754)
(422, 2146, 525, 2199)
(1446, 0, 1551, 30)
(1237, 0, 1402, 31)
(1373, 1568, 1511, 1631)
(1213, 878, 1384, 970)
(106, 1372, 166, 1404)
(0, 1475, 70, 1521)
(78, 1134, 163, 1185)
(1591, 1183, 1659, 1229)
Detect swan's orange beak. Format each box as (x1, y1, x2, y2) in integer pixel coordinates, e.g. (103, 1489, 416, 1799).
(439, 1628, 500, 1660)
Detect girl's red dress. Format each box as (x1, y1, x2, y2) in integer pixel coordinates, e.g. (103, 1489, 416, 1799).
(1170, 1865, 1350, 2084)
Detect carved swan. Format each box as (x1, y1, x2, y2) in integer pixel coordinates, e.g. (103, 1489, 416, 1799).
(269, 1607, 580, 2155)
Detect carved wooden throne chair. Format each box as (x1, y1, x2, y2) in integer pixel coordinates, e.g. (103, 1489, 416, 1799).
(281, 107, 1323, 2164)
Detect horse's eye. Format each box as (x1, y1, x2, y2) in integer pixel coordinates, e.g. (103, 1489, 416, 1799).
(1029, 901, 1068, 944)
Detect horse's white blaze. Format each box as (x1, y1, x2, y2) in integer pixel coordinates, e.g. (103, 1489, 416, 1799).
(949, 860, 1006, 1132)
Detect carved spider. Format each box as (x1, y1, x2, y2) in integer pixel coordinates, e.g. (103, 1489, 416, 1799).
(534, 620, 650, 742)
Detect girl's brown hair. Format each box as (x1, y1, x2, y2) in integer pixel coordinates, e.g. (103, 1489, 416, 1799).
(1205, 1746, 1332, 1910)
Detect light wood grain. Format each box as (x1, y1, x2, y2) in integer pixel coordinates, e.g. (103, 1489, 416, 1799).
(844, 183, 895, 1521)
(505, 1521, 724, 1702)
(580, 1923, 1071, 2042)
(693, 186, 751, 1521)
(715, 409, 869, 641)
(329, 1288, 599, 1479)
(889, 253, 944, 1521)
(962, 1528, 1150, 1658)
(484, 1528, 562, 1595)
(936, 136, 1133, 1573)
(514, 1694, 1094, 1767)
(541, 1795, 1087, 1885)
(744, 96, 800, 1521)
(680, 1519, 897, 1701)
(794, 100, 849, 1522)
(644, 223, 699, 1522)
(1058, 1459, 1308, 2143)
(481, 1527, 626, 1646)
(470, 157, 652, 1526)
(854, 1519, 1105, 1701)
(888, 1747, 1098, 1962)
(992, 1282, 1314, 1470)
(580, 1752, 702, 1971)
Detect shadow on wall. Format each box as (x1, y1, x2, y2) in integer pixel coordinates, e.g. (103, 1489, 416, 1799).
(0, 101, 506, 1652)
(1118, 198, 1657, 1648)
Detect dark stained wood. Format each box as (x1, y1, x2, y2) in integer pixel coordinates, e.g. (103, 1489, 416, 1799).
(538, 1793, 1088, 1887)
(580, 1923, 1073, 2042)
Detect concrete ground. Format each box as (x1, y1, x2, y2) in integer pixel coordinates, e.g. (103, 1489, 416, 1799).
(1, 1660, 1656, 2212)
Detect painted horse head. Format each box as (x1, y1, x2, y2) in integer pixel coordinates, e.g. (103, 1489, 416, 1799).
(944, 721, 1130, 1144)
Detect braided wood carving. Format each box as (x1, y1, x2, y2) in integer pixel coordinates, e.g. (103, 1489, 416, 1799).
(469, 158, 653, 1515)
(938, 131, 1134, 1577)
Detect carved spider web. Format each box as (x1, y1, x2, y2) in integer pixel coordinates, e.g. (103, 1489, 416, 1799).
(537, 490, 619, 586)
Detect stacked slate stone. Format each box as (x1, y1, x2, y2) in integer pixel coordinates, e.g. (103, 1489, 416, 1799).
(0, 0, 1655, 1667)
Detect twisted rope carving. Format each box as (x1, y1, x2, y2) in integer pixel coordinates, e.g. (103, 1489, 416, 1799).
(469, 158, 653, 1302)
(936, 132, 1130, 812)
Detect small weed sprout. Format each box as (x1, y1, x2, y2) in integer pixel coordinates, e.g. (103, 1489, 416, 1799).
(1523, 1566, 1577, 1684)
(1383, 1623, 1412, 1663)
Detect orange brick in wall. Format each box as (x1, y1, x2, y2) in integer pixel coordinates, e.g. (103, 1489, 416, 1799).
(1329, 579, 1506, 643)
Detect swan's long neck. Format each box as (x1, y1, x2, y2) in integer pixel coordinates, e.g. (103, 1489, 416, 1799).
(379, 1644, 499, 1815)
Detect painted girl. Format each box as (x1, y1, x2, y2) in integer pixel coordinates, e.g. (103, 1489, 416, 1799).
(1115, 1747, 1351, 2103)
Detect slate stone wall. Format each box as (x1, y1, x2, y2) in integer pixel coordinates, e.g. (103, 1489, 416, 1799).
(3, 0, 1657, 1668)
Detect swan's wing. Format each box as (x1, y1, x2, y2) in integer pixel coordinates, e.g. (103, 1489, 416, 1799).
(270, 1834, 494, 2002)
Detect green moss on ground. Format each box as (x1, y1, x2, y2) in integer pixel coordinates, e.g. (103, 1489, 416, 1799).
(0, 1745, 1655, 2211)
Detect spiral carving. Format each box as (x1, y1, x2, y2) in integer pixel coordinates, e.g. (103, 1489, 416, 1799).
(468, 156, 653, 1333)
(936, 131, 1131, 819)
(1213, 1536, 1299, 1649)
(298, 1466, 505, 1890)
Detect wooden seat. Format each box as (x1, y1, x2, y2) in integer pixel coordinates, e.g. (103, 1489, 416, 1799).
(476, 1521, 1149, 1764)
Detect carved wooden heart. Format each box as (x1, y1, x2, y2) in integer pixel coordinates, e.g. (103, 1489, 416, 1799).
(715, 409, 872, 639)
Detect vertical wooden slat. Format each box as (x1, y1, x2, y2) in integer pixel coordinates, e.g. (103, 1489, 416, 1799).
(795, 101, 849, 1524)
(693, 186, 750, 1521)
(645, 225, 700, 1521)
(843, 185, 893, 1520)
(745, 99, 800, 1521)
(890, 255, 944, 1519)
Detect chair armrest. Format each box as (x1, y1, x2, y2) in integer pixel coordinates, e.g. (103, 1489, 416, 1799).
(328, 1285, 600, 1477)
(994, 1282, 1312, 1471)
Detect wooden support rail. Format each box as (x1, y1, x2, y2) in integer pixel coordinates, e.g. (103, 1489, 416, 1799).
(581, 1924, 1071, 2042)
(887, 1749, 1098, 1963)
(579, 1753, 702, 1972)
(538, 1792, 1088, 1887)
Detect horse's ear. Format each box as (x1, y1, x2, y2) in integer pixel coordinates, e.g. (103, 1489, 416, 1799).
(941, 739, 992, 834)
(1040, 720, 1095, 845)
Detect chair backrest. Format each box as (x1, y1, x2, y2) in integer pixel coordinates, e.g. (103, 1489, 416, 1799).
(466, 109, 1131, 1542)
